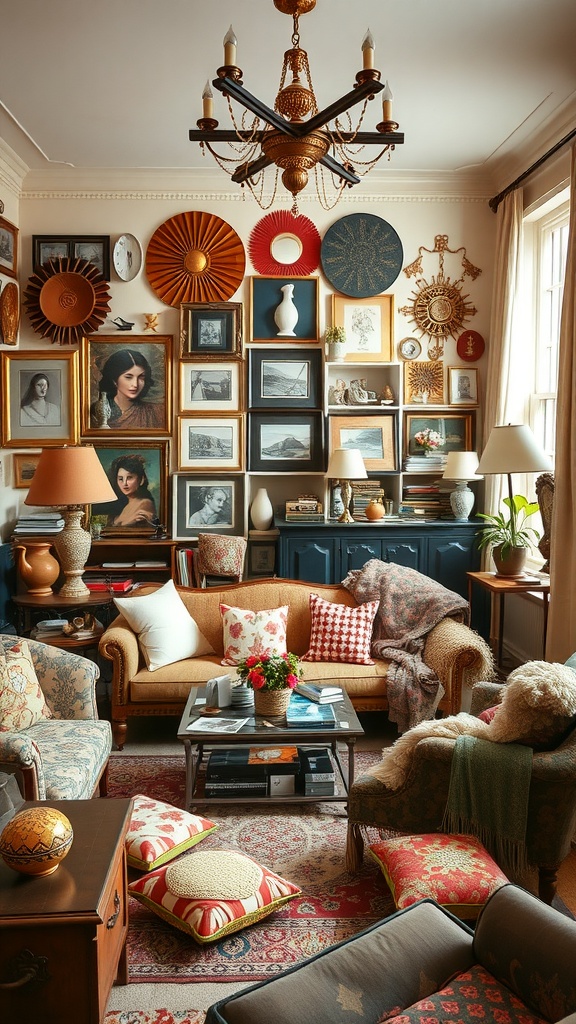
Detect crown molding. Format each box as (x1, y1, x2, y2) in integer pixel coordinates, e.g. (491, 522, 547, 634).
(487, 92, 576, 196)
(0, 137, 29, 197)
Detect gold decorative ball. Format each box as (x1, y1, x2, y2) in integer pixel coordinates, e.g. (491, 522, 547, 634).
(0, 807, 74, 876)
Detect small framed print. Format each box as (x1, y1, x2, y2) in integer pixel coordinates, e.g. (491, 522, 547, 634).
(89, 440, 169, 534)
(13, 452, 41, 488)
(448, 366, 479, 405)
(179, 361, 241, 412)
(172, 474, 244, 540)
(0, 216, 18, 279)
(404, 360, 445, 405)
(250, 276, 319, 342)
(329, 414, 397, 471)
(177, 414, 243, 471)
(32, 234, 110, 278)
(332, 294, 393, 362)
(404, 412, 474, 456)
(81, 335, 172, 437)
(1, 350, 79, 447)
(179, 302, 242, 360)
(249, 541, 277, 577)
(248, 348, 322, 409)
(248, 411, 325, 473)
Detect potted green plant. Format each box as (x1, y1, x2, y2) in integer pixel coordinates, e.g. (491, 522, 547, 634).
(476, 493, 540, 576)
(325, 326, 346, 361)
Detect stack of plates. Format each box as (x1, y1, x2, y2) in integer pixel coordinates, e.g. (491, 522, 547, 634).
(230, 685, 254, 710)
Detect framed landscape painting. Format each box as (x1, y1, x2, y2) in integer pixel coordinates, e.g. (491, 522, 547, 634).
(179, 361, 241, 412)
(248, 411, 325, 472)
(330, 414, 397, 471)
(177, 414, 243, 471)
(248, 348, 322, 409)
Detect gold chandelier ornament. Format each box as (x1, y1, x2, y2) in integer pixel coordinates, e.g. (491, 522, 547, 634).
(189, 0, 404, 214)
(399, 234, 482, 359)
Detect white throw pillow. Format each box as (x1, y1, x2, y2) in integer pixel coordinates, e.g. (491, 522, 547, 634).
(114, 579, 214, 671)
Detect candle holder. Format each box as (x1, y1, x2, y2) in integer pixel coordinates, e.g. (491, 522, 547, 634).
(216, 65, 244, 84)
(196, 117, 219, 132)
(354, 68, 381, 87)
(376, 119, 400, 134)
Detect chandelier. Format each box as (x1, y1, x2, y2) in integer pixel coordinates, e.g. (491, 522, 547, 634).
(189, 0, 404, 214)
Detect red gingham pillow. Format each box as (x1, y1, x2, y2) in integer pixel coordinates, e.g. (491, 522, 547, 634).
(303, 593, 379, 665)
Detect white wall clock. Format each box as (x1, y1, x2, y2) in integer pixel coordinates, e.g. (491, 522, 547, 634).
(113, 233, 143, 281)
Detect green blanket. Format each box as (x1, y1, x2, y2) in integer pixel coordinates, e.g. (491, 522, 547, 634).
(443, 735, 533, 873)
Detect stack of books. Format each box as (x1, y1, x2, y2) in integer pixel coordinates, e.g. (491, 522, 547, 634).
(30, 618, 68, 640)
(205, 745, 301, 798)
(84, 577, 133, 593)
(176, 547, 195, 586)
(285, 495, 324, 522)
(297, 747, 337, 797)
(295, 682, 343, 704)
(13, 512, 64, 535)
(351, 480, 385, 521)
(404, 453, 447, 472)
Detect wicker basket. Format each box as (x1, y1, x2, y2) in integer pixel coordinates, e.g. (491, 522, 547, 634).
(253, 687, 292, 717)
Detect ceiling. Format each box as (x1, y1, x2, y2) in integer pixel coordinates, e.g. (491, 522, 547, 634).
(1, 0, 576, 194)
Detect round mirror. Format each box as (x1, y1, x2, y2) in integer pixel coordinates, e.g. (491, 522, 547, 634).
(270, 232, 303, 266)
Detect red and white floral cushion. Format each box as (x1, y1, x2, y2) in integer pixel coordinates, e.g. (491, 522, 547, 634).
(0, 639, 53, 731)
(125, 794, 218, 871)
(128, 848, 301, 943)
(303, 593, 379, 665)
(368, 833, 508, 918)
(220, 604, 289, 666)
(197, 534, 246, 578)
(383, 964, 548, 1024)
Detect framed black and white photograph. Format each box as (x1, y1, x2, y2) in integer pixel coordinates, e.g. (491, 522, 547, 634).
(177, 414, 243, 471)
(249, 541, 277, 577)
(179, 302, 243, 360)
(448, 366, 479, 406)
(0, 216, 18, 279)
(179, 360, 241, 412)
(332, 294, 393, 362)
(330, 413, 397, 471)
(248, 411, 325, 472)
(248, 348, 322, 409)
(250, 275, 319, 342)
(172, 474, 245, 539)
(89, 440, 169, 535)
(32, 234, 110, 278)
(404, 412, 474, 456)
(1, 349, 79, 447)
(81, 335, 172, 437)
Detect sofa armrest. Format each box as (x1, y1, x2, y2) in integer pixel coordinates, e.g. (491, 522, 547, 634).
(424, 618, 494, 715)
(98, 615, 142, 708)
(0, 733, 46, 799)
(24, 637, 100, 720)
(470, 680, 506, 716)
(474, 884, 576, 1019)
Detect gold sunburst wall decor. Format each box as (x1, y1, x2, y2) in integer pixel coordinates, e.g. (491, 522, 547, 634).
(146, 211, 246, 307)
(399, 234, 481, 359)
(405, 360, 445, 404)
(24, 257, 111, 345)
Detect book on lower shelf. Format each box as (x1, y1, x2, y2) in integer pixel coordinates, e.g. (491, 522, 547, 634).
(207, 746, 300, 780)
(297, 747, 337, 795)
(84, 578, 133, 593)
(286, 695, 336, 728)
(204, 779, 269, 798)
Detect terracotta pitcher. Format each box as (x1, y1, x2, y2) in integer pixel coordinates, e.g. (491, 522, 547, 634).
(15, 542, 60, 595)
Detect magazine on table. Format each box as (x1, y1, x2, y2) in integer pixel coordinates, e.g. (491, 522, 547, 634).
(186, 717, 250, 734)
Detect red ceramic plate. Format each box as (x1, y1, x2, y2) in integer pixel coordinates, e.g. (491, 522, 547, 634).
(457, 330, 485, 361)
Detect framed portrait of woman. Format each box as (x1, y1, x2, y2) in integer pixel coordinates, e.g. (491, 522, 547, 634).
(81, 335, 172, 437)
(1, 349, 79, 447)
(89, 441, 169, 536)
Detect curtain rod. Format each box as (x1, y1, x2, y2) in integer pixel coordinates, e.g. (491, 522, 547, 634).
(489, 127, 576, 213)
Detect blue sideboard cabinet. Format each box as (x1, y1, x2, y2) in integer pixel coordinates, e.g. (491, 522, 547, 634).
(276, 519, 482, 599)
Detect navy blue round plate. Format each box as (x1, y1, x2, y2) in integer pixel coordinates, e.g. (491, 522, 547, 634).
(320, 213, 404, 297)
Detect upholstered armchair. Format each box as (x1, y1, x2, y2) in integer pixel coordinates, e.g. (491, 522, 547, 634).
(346, 680, 576, 904)
(0, 634, 112, 800)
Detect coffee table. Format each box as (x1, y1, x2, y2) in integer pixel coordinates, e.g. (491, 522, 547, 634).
(177, 685, 365, 810)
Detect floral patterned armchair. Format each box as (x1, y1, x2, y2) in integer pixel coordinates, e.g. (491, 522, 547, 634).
(0, 634, 112, 800)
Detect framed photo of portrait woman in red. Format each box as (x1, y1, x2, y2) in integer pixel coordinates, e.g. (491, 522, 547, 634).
(81, 335, 172, 437)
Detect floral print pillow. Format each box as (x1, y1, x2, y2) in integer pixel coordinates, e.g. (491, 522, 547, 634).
(0, 639, 53, 731)
(220, 604, 289, 666)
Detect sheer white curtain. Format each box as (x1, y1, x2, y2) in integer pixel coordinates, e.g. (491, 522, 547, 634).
(546, 144, 576, 662)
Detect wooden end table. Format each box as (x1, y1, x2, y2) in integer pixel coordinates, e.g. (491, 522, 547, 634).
(467, 570, 550, 669)
(178, 685, 365, 810)
(0, 798, 132, 1024)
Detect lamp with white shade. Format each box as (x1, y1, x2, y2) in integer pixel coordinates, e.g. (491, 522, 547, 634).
(326, 447, 367, 524)
(477, 424, 553, 506)
(442, 451, 482, 520)
(24, 446, 116, 598)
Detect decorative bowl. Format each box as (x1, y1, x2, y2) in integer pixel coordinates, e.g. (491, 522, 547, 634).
(0, 806, 74, 876)
(39, 272, 96, 326)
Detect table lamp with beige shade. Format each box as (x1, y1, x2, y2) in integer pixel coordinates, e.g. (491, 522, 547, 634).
(24, 445, 116, 598)
(441, 451, 483, 520)
(326, 447, 368, 524)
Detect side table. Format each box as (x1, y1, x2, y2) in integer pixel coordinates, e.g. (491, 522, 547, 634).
(0, 798, 132, 1024)
(467, 570, 550, 670)
(12, 591, 116, 636)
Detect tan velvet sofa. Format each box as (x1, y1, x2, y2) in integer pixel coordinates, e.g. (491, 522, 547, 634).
(99, 577, 492, 750)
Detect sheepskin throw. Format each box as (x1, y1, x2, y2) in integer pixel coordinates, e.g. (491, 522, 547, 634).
(368, 660, 576, 791)
(342, 559, 469, 732)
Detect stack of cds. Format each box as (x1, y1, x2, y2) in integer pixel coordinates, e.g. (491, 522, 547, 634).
(230, 685, 254, 710)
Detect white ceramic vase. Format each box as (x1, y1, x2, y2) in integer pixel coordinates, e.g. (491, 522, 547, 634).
(250, 488, 274, 531)
(274, 284, 298, 337)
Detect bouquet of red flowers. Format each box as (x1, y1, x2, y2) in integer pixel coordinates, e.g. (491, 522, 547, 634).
(237, 652, 302, 692)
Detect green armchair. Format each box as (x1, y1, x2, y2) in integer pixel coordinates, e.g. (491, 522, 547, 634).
(0, 635, 112, 800)
(346, 679, 576, 903)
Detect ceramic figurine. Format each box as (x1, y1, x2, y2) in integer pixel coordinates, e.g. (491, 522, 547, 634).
(144, 313, 159, 332)
(112, 316, 134, 331)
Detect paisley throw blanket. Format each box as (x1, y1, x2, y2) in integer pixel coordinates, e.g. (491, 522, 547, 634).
(342, 559, 469, 732)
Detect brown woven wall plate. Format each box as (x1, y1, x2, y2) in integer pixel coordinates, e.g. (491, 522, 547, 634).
(24, 257, 111, 345)
(146, 211, 245, 307)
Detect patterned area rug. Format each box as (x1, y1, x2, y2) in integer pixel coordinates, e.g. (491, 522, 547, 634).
(109, 752, 392, 985)
(105, 1013, 204, 1024)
